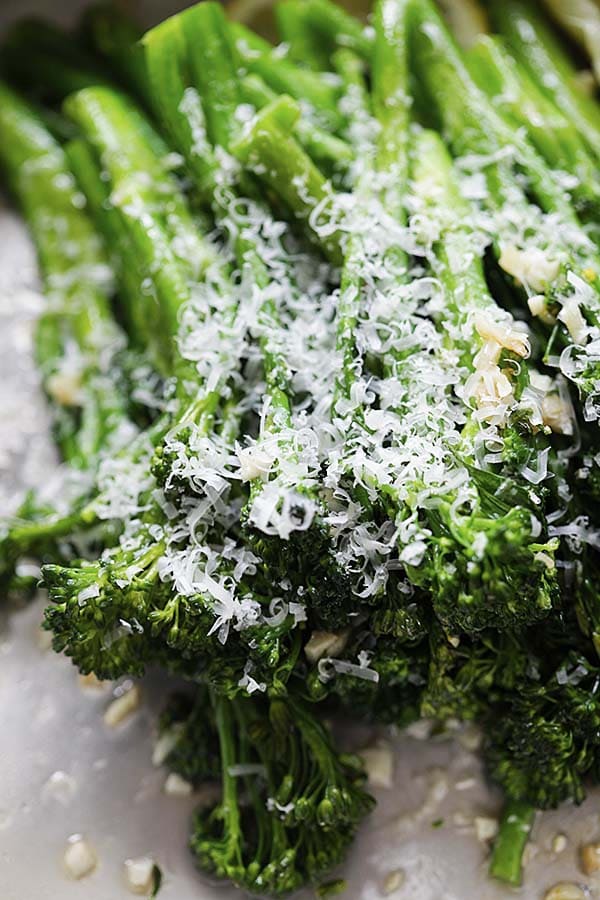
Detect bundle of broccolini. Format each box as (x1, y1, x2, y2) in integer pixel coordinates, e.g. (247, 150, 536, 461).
(4, 0, 600, 893)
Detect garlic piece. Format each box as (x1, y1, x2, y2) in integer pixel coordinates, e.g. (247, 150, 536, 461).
(559, 297, 588, 344)
(63, 835, 97, 880)
(360, 741, 394, 789)
(381, 868, 405, 895)
(46, 370, 84, 407)
(37, 626, 54, 651)
(123, 856, 156, 895)
(544, 884, 586, 900)
(164, 773, 193, 796)
(499, 244, 560, 293)
(103, 683, 141, 727)
(552, 833, 568, 854)
(580, 841, 600, 875)
(474, 816, 498, 843)
(473, 311, 529, 357)
(304, 629, 349, 664)
(542, 393, 574, 435)
(79, 672, 107, 692)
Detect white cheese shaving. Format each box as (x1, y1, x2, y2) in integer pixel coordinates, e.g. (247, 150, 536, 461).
(236, 443, 275, 481)
(317, 656, 380, 683)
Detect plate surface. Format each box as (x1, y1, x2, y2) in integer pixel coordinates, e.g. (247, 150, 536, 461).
(1, 4, 600, 898)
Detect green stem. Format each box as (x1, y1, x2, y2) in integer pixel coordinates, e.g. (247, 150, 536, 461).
(489, 799, 536, 886)
(304, 0, 374, 60)
(81, 3, 151, 106)
(231, 20, 345, 132)
(275, 0, 331, 70)
(232, 96, 344, 265)
(488, 0, 600, 159)
(240, 73, 353, 177)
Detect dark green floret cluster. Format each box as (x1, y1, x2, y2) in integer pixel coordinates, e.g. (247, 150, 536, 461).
(4, 0, 600, 893)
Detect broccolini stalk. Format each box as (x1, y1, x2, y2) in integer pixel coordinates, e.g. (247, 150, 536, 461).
(466, 36, 600, 222)
(301, 0, 374, 60)
(326, 0, 407, 427)
(145, 3, 356, 628)
(232, 96, 345, 265)
(45, 48, 312, 688)
(542, 0, 600, 85)
(64, 137, 158, 360)
(0, 81, 132, 466)
(141, 15, 218, 205)
(488, 0, 600, 159)
(319, 0, 559, 630)
(64, 86, 218, 375)
(406, 0, 600, 420)
(234, 0, 418, 608)
(489, 800, 535, 886)
(320, 0, 411, 598)
(0, 81, 141, 583)
(1, 18, 114, 101)
(408, 129, 560, 630)
(274, 0, 331, 71)
(230, 21, 346, 132)
(239, 74, 354, 180)
(80, 3, 150, 107)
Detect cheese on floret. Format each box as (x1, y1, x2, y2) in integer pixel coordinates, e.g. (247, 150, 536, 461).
(236, 443, 275, 482)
